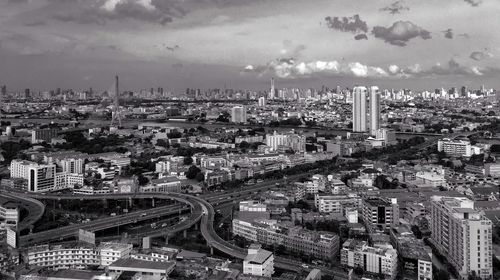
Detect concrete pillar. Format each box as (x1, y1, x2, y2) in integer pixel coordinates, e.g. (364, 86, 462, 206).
(194, 222, 199, 230)
(128, 197, 133, 207)
(183, 229, 187, 238)
(210, 246, 214, 255)
(151, 198, 155, 208)
(164, 235, 169, 244)
(102, 198, 108, 208)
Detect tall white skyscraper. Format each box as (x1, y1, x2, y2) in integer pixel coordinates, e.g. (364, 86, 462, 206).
(352, 86, 367, 132)
(231, 106, 247, 123)
(430, 196, 492, 279)
(369, 86, 381, 136)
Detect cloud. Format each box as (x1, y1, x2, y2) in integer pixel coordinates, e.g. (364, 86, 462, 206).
(470, 51, 493, 61)
(380, 1, 410, 15)
(24, 20, 47, 27)
(242, 58, 499, 80)
(443, 29, 453, 39)
(354, 34, 368, 40)
(242, 59, 392, 79)
(463, 0, 482, 6)
(372, 21, 431, 46)
(324, 14, 368, 33)
(458, 33, 470, 39)
(52, 0, 186, 25)
(280, 40, 306, 59)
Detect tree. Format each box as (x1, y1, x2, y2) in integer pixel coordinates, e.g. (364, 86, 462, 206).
(156, 139, 169, 148)
(183, 156, 193, 165)
(239, 141, 250, 149)
(186, 165, 201, 179)
(137, 174, 149, 186)
(195, 172, 204, 182)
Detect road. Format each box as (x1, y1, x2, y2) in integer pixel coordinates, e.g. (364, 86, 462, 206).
(0, 192, 45, 232)
(20, 204, 190, 246)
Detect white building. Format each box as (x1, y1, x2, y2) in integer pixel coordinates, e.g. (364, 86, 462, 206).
(243, 244, 274, 277)
(0, 200, 19, 229)
(98, 242, 133, 266)
(430, 196, 492, 279)
(341, 239, 398, 278)
(258, 96, 266, 107)
(60, 158, 84, 174)
(369, 86, 381, 136)
(231, 106, 247, 123)
(437, 138, 480, 157)
(314, 193, 360, 214)
(240, 201, 267, 212)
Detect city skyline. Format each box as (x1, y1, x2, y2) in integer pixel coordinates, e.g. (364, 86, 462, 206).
(1, 0, 500, 91)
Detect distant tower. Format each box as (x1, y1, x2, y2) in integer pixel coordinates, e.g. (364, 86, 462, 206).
(270, 77, 275, 100)
(110, 75, 122, 127)
(0, 85, 4, 119)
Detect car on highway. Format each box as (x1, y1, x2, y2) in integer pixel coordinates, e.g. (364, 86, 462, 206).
(141, 213, 147, 217)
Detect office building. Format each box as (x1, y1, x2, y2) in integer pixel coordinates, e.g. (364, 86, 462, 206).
(10, 160, 81, 192)
(352, 86, 368, 132)
(231, 106, 247, 123)
(362, 197, 399, 232)
(341, 239, 398, 278)
(430, 196, 492, 279)
(243, 244, 274, 277)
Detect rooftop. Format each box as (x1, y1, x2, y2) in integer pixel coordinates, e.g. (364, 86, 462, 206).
(245, 248, 273, 265)
(109, 258, 175, 271)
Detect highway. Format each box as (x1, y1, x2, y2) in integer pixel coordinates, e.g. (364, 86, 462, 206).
(0, 192, 45, 232)
(20, 204, 190, 246)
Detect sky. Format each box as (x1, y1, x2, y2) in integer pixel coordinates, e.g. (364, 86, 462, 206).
(0, 0, 499, 92)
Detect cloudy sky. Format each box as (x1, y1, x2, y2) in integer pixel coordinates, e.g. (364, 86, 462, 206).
(1, 0, 499, 92)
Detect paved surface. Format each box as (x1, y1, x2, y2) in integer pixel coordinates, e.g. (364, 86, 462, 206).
(0, 191, 45, 232)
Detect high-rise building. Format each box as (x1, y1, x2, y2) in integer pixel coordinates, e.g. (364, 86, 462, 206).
(352, 86, 381, 135)
(258, 96, 266, 107)
(269, 77, 275, 100)
(430, 196, 492, 279)
(352, 86, 367, 132)
(369, 86, 381, 135)
(231, 106, 247, 123)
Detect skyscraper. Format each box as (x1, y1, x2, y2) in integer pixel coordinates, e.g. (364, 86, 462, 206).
(430, 196, 492, 279)
(352, 86, 367, 132)
(369, 86, 381, 136)
(231, 106, 247, 123)
(269, 77, 275, 100)
(258, 96, 266, 107)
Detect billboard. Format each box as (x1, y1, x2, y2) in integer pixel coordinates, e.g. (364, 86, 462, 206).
(78, 229, 95, 245)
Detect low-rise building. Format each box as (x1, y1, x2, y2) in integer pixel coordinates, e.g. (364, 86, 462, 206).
(243, 244, 274, 277)
(340, 239, 398, 279)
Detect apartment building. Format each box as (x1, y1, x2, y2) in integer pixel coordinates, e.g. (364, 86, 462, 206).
(340, 239, 398, 279)
(430, 196, 492, 279)
(233, 218, 339, 260)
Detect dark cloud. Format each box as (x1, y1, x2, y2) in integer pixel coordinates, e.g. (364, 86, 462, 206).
(24, 20, 47, 27)
(324, 14, 368, 33)
(165, 45, 180, 52)
(443, 29, 453, 39)
(372, 21, 431, 46)
(463, 0, 482, 6)
(380, 1, 410, 15)
(470, 51, 492, 61)
(354, 34, 368, 40)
